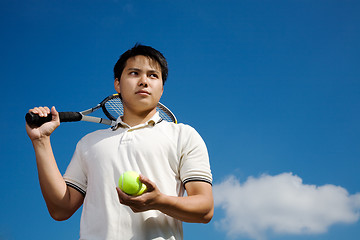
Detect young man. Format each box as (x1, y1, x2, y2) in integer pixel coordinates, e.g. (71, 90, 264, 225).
(26, 44, 213, 239)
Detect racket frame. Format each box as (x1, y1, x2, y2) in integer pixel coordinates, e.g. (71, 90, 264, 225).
(25, 93, 177, 127)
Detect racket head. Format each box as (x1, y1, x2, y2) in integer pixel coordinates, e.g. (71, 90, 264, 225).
(101, 93, 177, 123)
(101, 94, 123, 121)
(157, 102, 177, 123)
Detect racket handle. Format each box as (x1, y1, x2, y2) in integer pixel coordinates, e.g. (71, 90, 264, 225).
(25, 112, 83, 126)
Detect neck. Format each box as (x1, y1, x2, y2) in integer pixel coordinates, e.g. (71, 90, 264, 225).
(122, 108, 157, 127)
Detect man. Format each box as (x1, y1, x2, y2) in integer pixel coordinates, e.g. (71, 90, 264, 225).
(26, 44, 213, 239)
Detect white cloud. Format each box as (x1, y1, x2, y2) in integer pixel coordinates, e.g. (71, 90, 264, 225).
(213, 172, 360, 240)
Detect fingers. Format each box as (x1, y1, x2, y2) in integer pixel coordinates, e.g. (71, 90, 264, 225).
(139, 174, 155, 192)
(116, 186, 142, 202)
(29, 106, 51, 117)
(116, 187, 147, 213)
(28, 106, 59, 122)
(116, 187, 141, 210)
(116, 187, 126, 203)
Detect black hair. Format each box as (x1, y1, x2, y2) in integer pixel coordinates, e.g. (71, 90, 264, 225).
(113, 43, 168, 85)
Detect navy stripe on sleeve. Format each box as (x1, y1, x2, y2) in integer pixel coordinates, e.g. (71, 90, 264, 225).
(65, 181, 86, 196)
(183, 177, 212, 186)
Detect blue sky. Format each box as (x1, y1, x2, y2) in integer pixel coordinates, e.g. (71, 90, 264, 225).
(1, 0, 359, 239)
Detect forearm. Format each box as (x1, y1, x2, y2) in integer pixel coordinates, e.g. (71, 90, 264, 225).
(32, 137, 76, 220)
(157, 193, 214, 223)
(117, 178, 214, 223)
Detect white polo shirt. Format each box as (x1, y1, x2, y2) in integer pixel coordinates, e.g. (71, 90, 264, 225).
(63, 112, 212, 240)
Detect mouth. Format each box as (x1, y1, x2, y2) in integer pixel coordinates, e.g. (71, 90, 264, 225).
(135, 90, 151, 95)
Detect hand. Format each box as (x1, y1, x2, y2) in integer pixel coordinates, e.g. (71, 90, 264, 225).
(116, 175, 163, 213)
(26, 106, 60, 141)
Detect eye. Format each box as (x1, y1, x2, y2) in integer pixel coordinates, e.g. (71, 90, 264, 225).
(149, 73, 159, 79)
(129, 71, 138, 76)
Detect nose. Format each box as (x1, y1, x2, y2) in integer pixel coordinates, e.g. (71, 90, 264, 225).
(139, 75, 148, 87)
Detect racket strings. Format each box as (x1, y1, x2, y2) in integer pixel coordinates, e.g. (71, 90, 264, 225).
(104, 96, 176, 123)
(158, 108, 174, 122)
(104, 98, 124, 120)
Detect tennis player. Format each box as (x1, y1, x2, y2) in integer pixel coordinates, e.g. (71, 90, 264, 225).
(26, 44, 213, 239)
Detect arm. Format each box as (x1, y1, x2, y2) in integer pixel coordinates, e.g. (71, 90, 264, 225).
(116, 175, 214, 223)
(26, 106, 84, 221)
(159, 181, 214, 223)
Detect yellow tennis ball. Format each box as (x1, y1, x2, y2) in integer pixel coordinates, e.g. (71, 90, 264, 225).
(118, 171, 147, 196)
(136, 183, 147, 196)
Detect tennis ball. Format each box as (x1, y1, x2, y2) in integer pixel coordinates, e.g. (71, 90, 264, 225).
(136, 183, 147, 196)
(118, 171, 147, 196)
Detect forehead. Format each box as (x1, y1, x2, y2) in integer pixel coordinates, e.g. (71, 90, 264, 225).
(125, 55, 161, 71)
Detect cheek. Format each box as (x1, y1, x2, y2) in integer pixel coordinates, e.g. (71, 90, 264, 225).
(156, 87, 164, 100)
(154, 83, 163, 94)
(160, 87, 164, 96)
(119, 79, 132, 92)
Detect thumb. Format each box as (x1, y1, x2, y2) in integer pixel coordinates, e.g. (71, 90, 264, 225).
(51, 106, 60, 122)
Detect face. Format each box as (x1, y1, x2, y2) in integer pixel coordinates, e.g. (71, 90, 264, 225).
(114, 55, 164, 115)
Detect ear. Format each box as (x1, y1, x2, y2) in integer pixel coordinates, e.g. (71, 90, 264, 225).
(114, 78, 121, 93)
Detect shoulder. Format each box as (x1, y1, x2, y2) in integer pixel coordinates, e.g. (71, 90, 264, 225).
(157, 121, 195, 131)
(176, 123, 203, 138)
(157, 121, 200, 136)
(157, 122, 206, 149)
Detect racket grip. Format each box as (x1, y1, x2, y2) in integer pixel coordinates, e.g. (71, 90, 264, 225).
(25, 112, 83, 126)
(59, 112, 83, 122)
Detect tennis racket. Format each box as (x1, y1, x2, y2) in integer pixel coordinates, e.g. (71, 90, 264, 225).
(25, 93, 177, 127)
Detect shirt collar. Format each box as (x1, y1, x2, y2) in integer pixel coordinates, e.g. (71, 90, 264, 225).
(112, 112, 162, 131)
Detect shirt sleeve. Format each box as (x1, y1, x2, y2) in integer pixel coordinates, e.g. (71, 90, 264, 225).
(178, 125, 212, 185)
(63, 140, 87, 195)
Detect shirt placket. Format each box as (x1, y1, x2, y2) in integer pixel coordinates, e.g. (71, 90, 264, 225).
(119, 129, 134, 144)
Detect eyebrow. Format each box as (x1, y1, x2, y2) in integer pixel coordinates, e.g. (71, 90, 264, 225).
(127, 67, 141, 72)
(127, 67, 160, 74)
